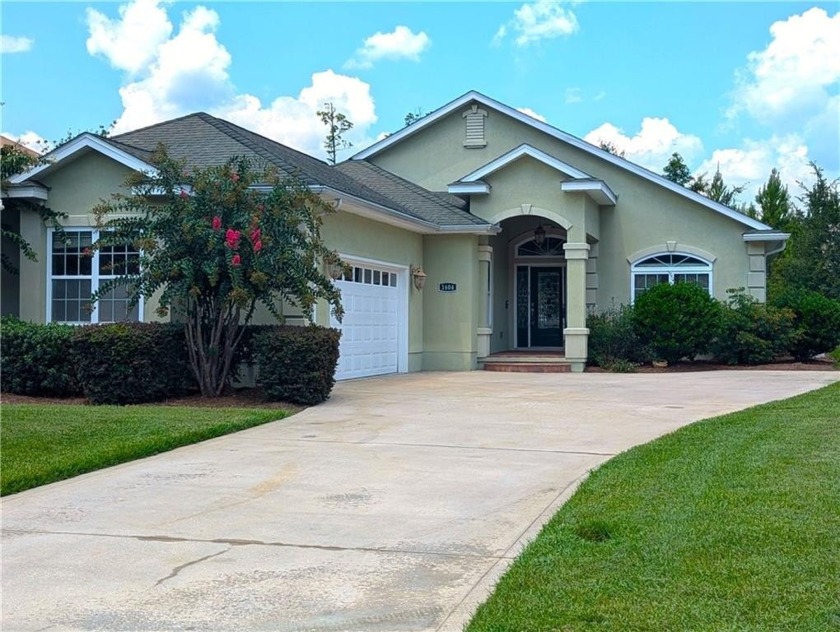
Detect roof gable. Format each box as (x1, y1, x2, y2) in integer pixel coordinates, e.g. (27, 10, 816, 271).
(455, 144, 592, 183)
(8, 133, 156, 184)
(352, 90, 774, 233)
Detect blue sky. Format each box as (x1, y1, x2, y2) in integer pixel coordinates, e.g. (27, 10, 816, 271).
(2, 1, 838, 201)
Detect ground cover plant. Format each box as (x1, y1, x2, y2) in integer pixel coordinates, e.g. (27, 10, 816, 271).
(467, 381, 840, 631)
(0, 404, 286, 495)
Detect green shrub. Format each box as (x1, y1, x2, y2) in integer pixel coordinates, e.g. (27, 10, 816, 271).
(830, 346, 840, 368)
(253, 325, 341, 405)
(712, 289, 797, 365)
(70, 323, 192, 404)
(587, 304, 649, 367)
(633, 282, 721, 365)
(771, 288, 840, 361)
(0, 317, 81, 397)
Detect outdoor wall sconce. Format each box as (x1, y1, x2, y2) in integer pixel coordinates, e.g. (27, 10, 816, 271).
(534, 221, 546, 246)
(411, 265, 427, 290)
(326, 262, 344, 280)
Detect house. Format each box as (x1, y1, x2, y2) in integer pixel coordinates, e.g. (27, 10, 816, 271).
(2, 91, 788, 378)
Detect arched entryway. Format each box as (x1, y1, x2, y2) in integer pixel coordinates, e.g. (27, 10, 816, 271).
(511, 229, 567, 349)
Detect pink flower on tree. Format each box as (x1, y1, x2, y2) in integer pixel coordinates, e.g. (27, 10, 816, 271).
(253, 240, 263, 253)
(212, 216, 222, 231)
(231, 173, 240, 182)
(225, 228, 241, 249)
(231, 253, 241, 267)
(250, 227, 261, 243)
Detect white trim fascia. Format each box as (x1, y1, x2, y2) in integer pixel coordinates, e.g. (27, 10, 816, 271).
(459, 144, 592, 182)
(436, 224, 501, 235)
(2, 184, 49, 200)
(560, 180, 617, 206)
(447, 182, 490, 195)
(9, 134, 157, 184)
(352, 90, 773, 232)
(742, 232, 790, 242)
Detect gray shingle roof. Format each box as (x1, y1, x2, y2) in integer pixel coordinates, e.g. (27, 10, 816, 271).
(335, 160, 488, 227)
(108, 112, 488, 229)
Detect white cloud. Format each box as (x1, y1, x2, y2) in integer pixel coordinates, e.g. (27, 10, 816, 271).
(584, 118, 704, 171)
(695, 135, 814, 203)
(1, 35, 34, 54)
(516, 107, 547, 123)
(345, 25, 430, 70)
(728, 7, 840, 170)
(221, 71, 377, 157)
(564, 88, 582, 104)
(494, 0, 579, 47)
(89, 0, 378, 160)
(86, 0, 172, 73)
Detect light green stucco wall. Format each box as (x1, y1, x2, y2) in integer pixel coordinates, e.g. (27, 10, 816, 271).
(370, 103, 758, 308)
(421, 233, 479, 370)
(319, 207, 425, 371)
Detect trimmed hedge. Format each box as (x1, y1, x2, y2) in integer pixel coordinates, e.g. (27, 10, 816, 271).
(712, 289, 797, 365)
(70, 323, 192, 404)
(0, 317, 82, 396)
(633, 282, 721, 364)
(771, 288, 840, 361)
(252, 325, 341, 405)
(587, 305, 650, 369)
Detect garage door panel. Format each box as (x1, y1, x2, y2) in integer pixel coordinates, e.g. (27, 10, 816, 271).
(330, 263, 405, 380)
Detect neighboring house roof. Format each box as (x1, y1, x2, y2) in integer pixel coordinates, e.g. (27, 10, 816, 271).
(9, 112, 492, 233)
(1, 135, 41, 158)
(351, 90, 777, 235)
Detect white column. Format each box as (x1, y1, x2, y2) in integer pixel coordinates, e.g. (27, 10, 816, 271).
(477, 245, 493, 358)
(563, 241, 590, 372)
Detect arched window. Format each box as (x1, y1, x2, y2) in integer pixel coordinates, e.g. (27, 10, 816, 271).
(517, 236, 565, 257)
(631, 253, 712, 300)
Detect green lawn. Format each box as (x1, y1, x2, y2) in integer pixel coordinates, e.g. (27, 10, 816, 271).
(468, 381, 840, 631)
(0, 404, 287, 496)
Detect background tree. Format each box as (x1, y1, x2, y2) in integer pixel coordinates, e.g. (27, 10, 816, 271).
(662, 152, 692, 186)
(317, 102, 353, 165)
(404, 109, 426, 126)
(598, 140, 625, 157)
(704, 167, 746, 206)
(754, 168, 793, 230)
(92, 148, 345, 396)
(770, 163, 840, 299)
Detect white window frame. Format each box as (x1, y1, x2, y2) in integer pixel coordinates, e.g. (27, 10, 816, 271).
(630, 252, 713, 303)
(47, 227, 143, 324)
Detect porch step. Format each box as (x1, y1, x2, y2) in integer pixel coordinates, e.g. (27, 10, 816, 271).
(480, 354, 572, 373)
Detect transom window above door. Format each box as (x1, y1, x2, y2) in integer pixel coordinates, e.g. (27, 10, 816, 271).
(517, 236, 565, 257)
(631, 253, 712, 301)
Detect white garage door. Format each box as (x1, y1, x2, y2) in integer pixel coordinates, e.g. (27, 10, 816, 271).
(330, 261, 406, 380)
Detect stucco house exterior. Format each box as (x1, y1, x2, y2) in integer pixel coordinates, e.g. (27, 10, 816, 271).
(2, 91, 788, 377)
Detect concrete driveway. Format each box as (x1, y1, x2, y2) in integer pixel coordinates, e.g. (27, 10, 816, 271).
(2, 370, 837, 631)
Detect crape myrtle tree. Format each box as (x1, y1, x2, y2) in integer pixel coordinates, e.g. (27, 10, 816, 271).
(92, 146, 345, 396)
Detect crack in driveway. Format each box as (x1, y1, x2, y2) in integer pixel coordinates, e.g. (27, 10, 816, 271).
(3, 528, 513, 560)
(154, 548, 229, 587)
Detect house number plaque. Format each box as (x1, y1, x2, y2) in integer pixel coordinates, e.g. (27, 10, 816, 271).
(439, 282, 457, 292)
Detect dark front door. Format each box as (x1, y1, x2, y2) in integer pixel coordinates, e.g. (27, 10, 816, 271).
(516, 266, 565, 347)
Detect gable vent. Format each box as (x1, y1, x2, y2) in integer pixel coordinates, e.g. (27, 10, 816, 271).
(462, 105, 488, 148)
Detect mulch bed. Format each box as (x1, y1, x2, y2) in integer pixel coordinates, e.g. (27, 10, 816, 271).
(2, 360, 836, 406)
(586, 357, 838, 373)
